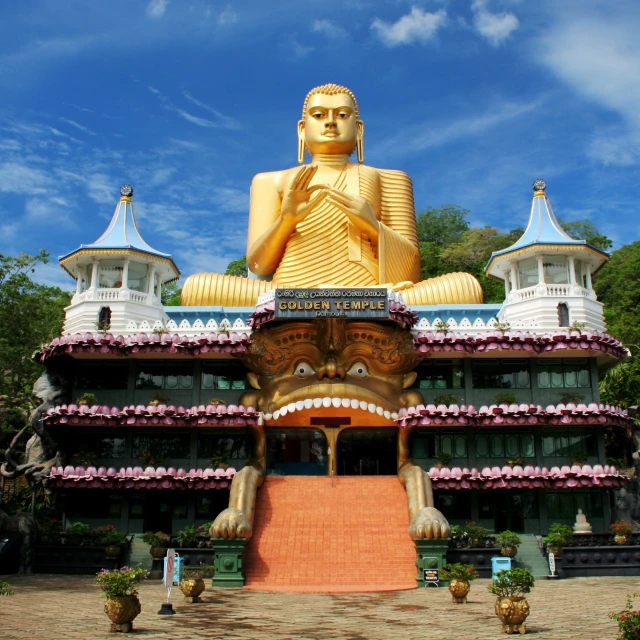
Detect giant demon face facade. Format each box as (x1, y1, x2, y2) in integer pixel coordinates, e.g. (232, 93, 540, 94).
(239, 320, 423, 427)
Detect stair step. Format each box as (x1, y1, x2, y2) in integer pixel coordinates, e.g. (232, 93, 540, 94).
(244, 476, 416, 592)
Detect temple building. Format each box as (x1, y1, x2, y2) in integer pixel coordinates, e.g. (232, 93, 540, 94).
(35, 85, 631, 590)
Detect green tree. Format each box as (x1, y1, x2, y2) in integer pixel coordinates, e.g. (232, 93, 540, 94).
(161, 281, 182, 306)
(558, 219, 613, 251)
(225, 256, 248, 277)
(0, 251, 70, 450)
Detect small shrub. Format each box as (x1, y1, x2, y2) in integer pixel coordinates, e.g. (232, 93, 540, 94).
(96, 524, 127, 545)
(440, 563, 479, 581)
(609, 593, 640, 640)
(76, 393, 99, 407)
(96, 565, 148, 599)
(176, 525, 200, 547)
(493, 392, 517, 405)
(433, 394, 461, 406)
(557, 391, 584, 405)
(488, 568, 535, 598)
(435, 451, 452, 466)
(544, 523, 573, 546)
(611, 521, 634, 536)
(572, 450, 587, 464)
(492, 320, 511, 331)
(568, 321, 587, 332)
(141, 531, 170, 547)
(149, 392, 171, 406)
(182, 564, 215, 580)
(0, 581, 14, 596)
(66, 521, 90, 536)
(496, 530, 522, 548)
(434, 319, 450, 331)
(507, 456, 526, 467)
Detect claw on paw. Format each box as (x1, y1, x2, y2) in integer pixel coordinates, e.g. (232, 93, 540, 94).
(211, 507, 252, 539)
(409, 507, 451, 539)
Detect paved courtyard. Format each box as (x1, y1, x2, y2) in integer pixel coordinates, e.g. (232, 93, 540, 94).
(0, 574, 636, 639)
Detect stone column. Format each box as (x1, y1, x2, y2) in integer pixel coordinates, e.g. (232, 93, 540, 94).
(509, 262, 518, 290)
(156, 276, 162, 299)
(586, 264, 593, 289)
(75, 269, 83, 294)
(90, 260, 99, 289)
(503, 271, 510, 296)
(121, 258, 129, 290)
(568, 256, 576, 285)
(536, 256, 545, 285)
(148, 264, 156, 297)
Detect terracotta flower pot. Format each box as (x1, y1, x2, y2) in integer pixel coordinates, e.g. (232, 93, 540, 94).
(468, 539, 484, 548)
(494, 596, 530, 634)
(546, 544, 563, 557)
(614, 534, 629, 545)
(501, 545, 518, 558)
(150, 546, 167, 560)
(180, 578, 205, 603)
(104, 595, 141, 633)
(105, 544, 121, 558)
(449, 578, 470, 604)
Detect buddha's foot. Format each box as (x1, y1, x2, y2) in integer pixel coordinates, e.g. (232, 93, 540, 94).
(409, 507, 451, 539)
(210, 507, 252, 539)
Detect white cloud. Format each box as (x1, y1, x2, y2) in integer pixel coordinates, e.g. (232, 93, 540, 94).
(86, 173, 115, 204)
(182, 91, 242, 130)
(218, 6, 238, 25)
(290, 39, 314, 58)
(471, 0, 518, 47)
(312, 20, 348, 39)
(371, 7, 447, 47)
(533, 10, 640, 165)
(146, 0, 169, 19)
(58, 117, 96, 135)
(0, 162, 56, 195)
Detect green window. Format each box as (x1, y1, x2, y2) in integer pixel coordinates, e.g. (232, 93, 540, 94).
(133, 432, 191, 461)
(135, 361, 193, 390)
(541, 428, 597, 458)
(76, 362, 128, 390)
(471, 360, 530, 389)
(412, 429, 467, 459)
(547, 491, 603, 518)
(537, 359, 590, 389)
(475, 431, 535, 459)
(412, 359, 464, 390)
(201, 361, 248, 390)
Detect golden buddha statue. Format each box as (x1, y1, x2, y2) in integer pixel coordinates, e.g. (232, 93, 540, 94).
(181, 83, 482, 307)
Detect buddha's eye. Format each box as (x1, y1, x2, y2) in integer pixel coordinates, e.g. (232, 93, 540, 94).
(338, 112, 349, 118)
(294, 361, 316, 378)
(347, 362, 369, 378)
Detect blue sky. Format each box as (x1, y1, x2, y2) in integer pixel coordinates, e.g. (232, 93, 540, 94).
(1, 0, 639, 289)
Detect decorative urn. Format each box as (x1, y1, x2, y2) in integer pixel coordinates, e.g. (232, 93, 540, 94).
(180, 578, 205, 603)
(494, 596, 530, 634)
(449, 578, 470, 604)
(104, 595, 141, 633)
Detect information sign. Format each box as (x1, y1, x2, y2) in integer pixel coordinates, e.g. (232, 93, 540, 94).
(423, 569, 439, 586)
(164, 549, 176, 587)
(548, 552, 556, 576)
(274, 288, 389, 320)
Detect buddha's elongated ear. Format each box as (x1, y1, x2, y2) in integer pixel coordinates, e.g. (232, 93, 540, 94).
(297, 119, 306, 165)
(356, 120, 365, 163)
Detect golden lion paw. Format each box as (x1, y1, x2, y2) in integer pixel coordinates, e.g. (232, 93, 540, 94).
(409, 507, 451, 539)
(210, 507, 252, 539)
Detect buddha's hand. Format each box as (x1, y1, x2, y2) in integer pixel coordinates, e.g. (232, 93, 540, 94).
(325, 186, 380, 240)
(280, 165, 326, 228)
(409, 507, 451, 539)
(210, 507, 252, 539)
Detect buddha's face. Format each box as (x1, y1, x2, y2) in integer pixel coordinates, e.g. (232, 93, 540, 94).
(300, 93, 362, 156)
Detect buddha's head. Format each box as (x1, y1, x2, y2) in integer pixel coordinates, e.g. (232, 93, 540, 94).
(298, 83, 364, 163)
(238, 319, 423, 426)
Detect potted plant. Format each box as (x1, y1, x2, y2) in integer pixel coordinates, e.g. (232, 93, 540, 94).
(149, 392, 171, 407)
(175, 524, 200, 548)
(611, 520, 634, 545)
(496, 530, 522, 558)
(100, 525, 127, 558)
(543, 523, 573, 556)
(96, 565, 148, 633)
(434, 451, 452, 469)
(609, 594, 640, 640)
(440, 563, 478, 603)
(76, 392, 99, 407)
(66, 521, 90, 545)
(494, 392, 517, 405)
(179, 564, 214, 603)
(465, 521, 491, 548)
(487, 567, 535, 634)
(141, 531, 170, 559)
(0, 581, 14, 596)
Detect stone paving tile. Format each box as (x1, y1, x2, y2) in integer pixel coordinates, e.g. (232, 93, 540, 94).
(0, 574, 638, 639)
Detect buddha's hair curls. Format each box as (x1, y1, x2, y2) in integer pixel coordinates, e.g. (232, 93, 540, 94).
(302, 84, 360, 120)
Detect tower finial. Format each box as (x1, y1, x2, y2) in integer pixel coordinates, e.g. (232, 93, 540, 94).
(120, 184, 134, 198)
(532, 178, 546, 196)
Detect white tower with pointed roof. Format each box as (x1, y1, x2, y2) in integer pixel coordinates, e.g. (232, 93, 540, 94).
(485, 179, 609, 332)
(60, 185, 180, 335)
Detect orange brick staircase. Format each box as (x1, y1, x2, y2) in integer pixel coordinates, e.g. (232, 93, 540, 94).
(244, 476, 417, 592)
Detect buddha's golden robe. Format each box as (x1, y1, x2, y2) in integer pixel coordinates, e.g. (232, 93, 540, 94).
(181, 165, 482, 307)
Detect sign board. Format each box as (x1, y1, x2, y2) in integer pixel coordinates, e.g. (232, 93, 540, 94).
(164, 549, 176, 587)
(423, 569, 439, 586)
(548, 552, 556, 575)
(273, 288, 389, 320)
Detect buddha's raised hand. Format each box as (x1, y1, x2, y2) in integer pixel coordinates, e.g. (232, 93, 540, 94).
(280, 165, 326, 228)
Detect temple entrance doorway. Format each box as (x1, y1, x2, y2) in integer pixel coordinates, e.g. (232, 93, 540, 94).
(266, 428, 327, 476)
(142, 495, 176, 534)
(336, 428, 397, 476)
(479, 492, 525, 533)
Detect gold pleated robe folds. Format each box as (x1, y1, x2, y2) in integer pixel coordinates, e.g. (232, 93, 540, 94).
(181, 164, 483, 307)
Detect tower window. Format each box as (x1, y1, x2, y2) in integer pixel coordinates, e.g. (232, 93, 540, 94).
(557, 303, 569, 327)
(98, 306, 112, 328)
